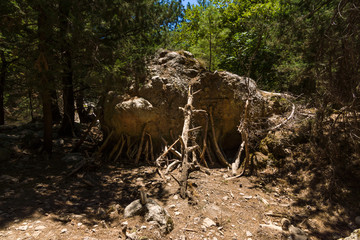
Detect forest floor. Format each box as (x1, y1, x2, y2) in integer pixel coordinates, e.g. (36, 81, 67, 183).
(0, 121, 359, 240)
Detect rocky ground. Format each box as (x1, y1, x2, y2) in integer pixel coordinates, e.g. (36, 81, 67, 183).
(0, 121, 359, 240)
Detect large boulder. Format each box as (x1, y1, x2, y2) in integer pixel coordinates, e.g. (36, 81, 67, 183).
(102, 49, 268, 162)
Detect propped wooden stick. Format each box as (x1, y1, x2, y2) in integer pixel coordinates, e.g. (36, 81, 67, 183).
(144, 140, 150, 164)
(135, 125, 147, 165)
(146, 133, 154, 162)
(155, 138, 180, 167)
(199, 114, 209, 167)
(209, 108, 231, 167)
(108, 135, 122, 161)
(231, 141, 245, 175)
(95, 129, 114, 156)
(161, 137, 182, 159)
(114, 134, 125, 162)
(72, 115, 99, 152)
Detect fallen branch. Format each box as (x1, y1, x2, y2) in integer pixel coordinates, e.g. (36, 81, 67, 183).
(270, 102, 295, 131)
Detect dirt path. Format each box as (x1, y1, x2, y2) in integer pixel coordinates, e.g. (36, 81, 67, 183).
(0, 123, 356, 240)
(0, 160, 320, 240)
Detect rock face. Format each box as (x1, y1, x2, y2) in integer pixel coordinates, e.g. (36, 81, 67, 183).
(102, 49, 267, 162)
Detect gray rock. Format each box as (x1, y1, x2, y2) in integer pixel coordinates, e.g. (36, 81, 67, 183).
(145, 200, 173, 234)
(289, 225, 308, 240)
(202, 218, 216, 228)
(124, 198, 173, 234)
(124, 199, 143, 218)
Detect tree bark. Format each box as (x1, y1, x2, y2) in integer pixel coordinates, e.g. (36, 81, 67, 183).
(0, 51, 6, 125)
(51, 89, 61, 123)
(75, 86, 87, 123)
(37, 6, 53, 154)
(59, 0, 75, 136)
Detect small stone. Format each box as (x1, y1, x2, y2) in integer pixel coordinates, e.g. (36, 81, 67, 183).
(61, 228, 67, 234)
(17, 225, 28, 231)
(141, 225, 147, 229)
(77, 222, 83, 227)
(202, 218, 216, 228)
(169, 205, 176, 209)
(35, 225, 46, 231)
(246, 231, 252, 237)
(175, 211, 181, 216)
(194, 217, 200, 225)
(173, 195, 179, 200)
(222, 196, 229, 201)
(244, 195, 253, 200)
(121, 221, 128, 226)
(32, 231, 41, 238)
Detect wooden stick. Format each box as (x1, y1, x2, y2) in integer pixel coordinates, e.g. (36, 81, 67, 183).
(72, 115, 99, 152)
(199, 114, 209, 167)
(114, 135, 125, 162)
(146, 133, 155, 162)
(135, 125, 147, 165)
(165, 160, 181, 174)
(209, 108, 231, 167)
(161, 137, 182, 158)
(179, 85, 194, 198)
(108, 135, 122, 161)
(144, 140, 150, 164)
(206, 138, 215, 165)
(156, 138, 180, 165)
(95, 129, 114, 156)
(231, 141, 245, 175)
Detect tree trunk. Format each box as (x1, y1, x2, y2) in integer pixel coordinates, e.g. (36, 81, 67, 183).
(59, 0, 75, 136)
(0, 51, 6, 125)
(37, 5, 53, 154)
(51, 89, 61, 123)
(75, 86, 87, 123)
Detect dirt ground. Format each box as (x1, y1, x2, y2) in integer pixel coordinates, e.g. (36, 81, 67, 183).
(0, 123, 358, 240)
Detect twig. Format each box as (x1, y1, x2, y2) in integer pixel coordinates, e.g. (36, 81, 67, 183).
(165, 160, 181, 174)
(156, 138, 180, 167)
